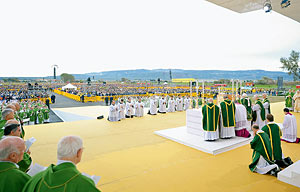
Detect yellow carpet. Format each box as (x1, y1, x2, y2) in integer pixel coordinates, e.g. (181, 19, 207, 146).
(25, 102, 300, 192)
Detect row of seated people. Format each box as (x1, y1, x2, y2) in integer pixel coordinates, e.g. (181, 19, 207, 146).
(0, 135, 101, 191)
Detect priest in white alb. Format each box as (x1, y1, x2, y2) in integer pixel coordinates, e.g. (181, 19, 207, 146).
(176, 95, 183, 111)
(167, 96, 176, 112)
(158, 96, 167, 113)
(108, 100, 119, 122)
(281, 108, 299, 143)
(148, 96, 157, 115)
(183, 96, 190, 111)
(293, 90, 300, 112)
(125, 97, 134, 118)
(135, 98, 144, 117)
(118, 99, 126, 120)
(252, 95, 266, 129)
(234, 101, 251, 138)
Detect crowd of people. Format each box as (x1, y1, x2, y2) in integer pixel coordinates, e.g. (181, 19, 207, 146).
(108, 95, 193, 121)
(0, 99, 101, 191)
(0, 82, 299, 191)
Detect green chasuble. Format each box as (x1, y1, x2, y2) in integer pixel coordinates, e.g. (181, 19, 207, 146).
(22, 163, 101, 192)
(37, 112, 44, 124)
(42, 109, 50, 120)
(0, 120, 7, 138)
(263, 98, 271, 114)
(202, 103, 220, 132)
(0, 162, 31, 192)
(18, 152, 32, 173)
(241, 97, 252, 120)
(220, 99, 236, 127)
(262, 123, 282, 161)
(249, 131, 274, 172)
(285, 93, 293, 108)
(254, 99, 266, 121)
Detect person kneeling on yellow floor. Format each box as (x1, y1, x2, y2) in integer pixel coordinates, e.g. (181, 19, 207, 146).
(22, 136, 101, 192)
(249, 124, 279, 176)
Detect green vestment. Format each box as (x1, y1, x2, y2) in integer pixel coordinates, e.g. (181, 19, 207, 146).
(249, 131, 274, 172)
(241, 97, 252, 120)
(285, 93, 293, 108)
(202, 103, 220, 132)
(22, 162, 101, 192)
(0, 162, 31, 192)
(0, 120, 7, 138)
(220, 99, 236, 127)
(18, 152, 32, 173)
(261, 123, 282, 161)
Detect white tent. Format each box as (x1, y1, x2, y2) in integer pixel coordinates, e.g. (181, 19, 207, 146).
(62, 83, 77, 90)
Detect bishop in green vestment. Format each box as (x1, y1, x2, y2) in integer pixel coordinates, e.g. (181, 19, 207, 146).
(22, 135, 101, 192)
(285, 90, 293, 110)
(219, 94, 236, 138)
(0, 137, 31, 192)
(249, 125, 279, 175)
(2, 121, 32, 172)
(202, 98, 220, 141)
(261, 114, 283, 161)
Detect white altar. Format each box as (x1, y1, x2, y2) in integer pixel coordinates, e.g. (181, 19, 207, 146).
(154, 108, 253, 155)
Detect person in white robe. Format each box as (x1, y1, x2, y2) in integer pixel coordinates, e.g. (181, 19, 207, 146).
(281, 108, 299, 143)
(135, 98, 144, 117)
(125, 97, 134, 118)
(234, 101, 251, 138)
(176, 95, 183, 111)
(148, 96, 157, 115)
(108, 100, 119, 121)
(167, 96, 176, 112)
(252, 95, 266, 129)
(118, 99, 126, 120)
(183, 96, 190, 111)
(262, 93, 271, 121)
(158, 96, 167, 113)
(293, 90, 300, 112)
(241, 93, 252, 131)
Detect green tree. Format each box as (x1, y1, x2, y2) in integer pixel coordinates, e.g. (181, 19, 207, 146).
(60, 73, 75, 83)
(280, 50, 300, 81)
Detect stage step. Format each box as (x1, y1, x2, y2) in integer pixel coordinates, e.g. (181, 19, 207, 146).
(278, 160, 300, 188)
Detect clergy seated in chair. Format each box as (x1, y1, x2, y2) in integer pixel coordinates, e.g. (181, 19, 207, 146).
(249, 125, 279, 176)
(234, 101, 251, 138)
(202, 98, 220, 141)
(0, 136, 31, 192)
(281, 108, 300, 143)
(3, 120, 32, 173)
(22, 135, 101, 192)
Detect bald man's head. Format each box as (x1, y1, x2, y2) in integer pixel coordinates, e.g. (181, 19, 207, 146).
(6, 104, 16, 112)
(0, 136, 25, 163)
(12, 102, 21, 111)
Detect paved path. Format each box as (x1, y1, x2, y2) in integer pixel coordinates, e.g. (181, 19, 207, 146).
(50, 93, 105, 108)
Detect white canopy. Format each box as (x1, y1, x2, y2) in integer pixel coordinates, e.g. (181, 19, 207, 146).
(62, 83, 77, 90)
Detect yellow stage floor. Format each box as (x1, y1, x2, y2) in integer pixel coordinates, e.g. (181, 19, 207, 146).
(25, 102, 300, 192)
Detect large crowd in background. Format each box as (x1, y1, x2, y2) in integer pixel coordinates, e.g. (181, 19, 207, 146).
(0, 82, 299, 191)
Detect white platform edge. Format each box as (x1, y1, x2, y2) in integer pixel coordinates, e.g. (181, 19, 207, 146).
(277, 160, 300, 188)
(155, 126, 252, 155)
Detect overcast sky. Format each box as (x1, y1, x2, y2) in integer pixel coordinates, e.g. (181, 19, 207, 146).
(1, 0, 300, 77)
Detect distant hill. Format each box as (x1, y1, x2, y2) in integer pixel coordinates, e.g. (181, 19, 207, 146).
(0, 69, 293, 81)
(72, 69, 293, 81)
